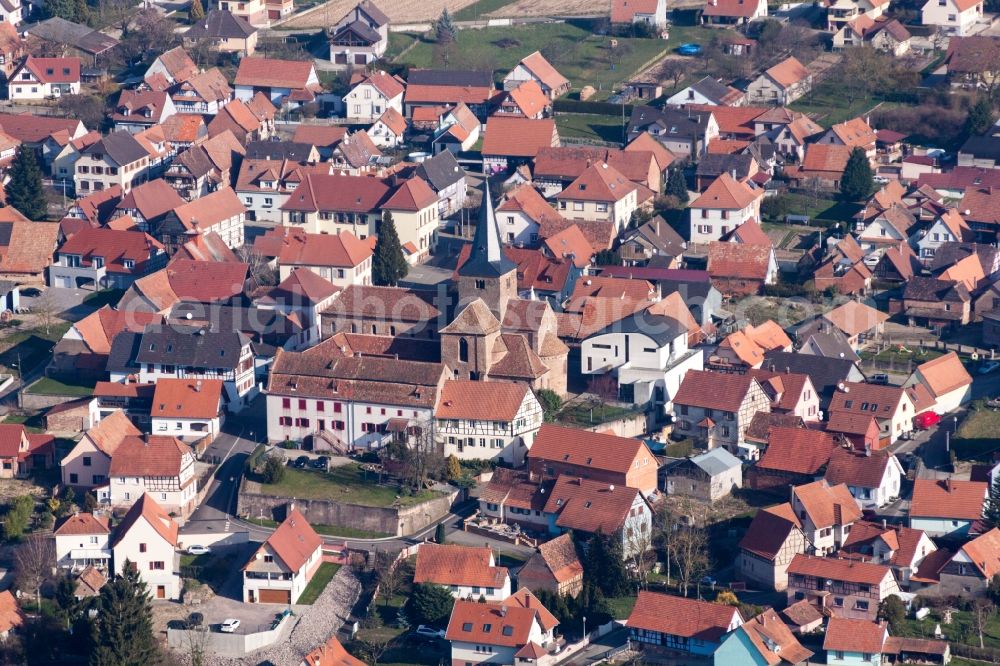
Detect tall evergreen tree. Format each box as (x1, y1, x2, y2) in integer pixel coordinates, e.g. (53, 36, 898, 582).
(985, 475, 1000, 527)
(372, 211, 408, 286)
(188, 0, 205, 23)
(839, 147, 874, 202)
(6, 147, 47, 220)
(966, 96, 995, 138)
(666, 168, 689, 203)
(435, 8, 456, 43)
(88, 561, 158, 666)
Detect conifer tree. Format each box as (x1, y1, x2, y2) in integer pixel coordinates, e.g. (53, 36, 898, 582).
(966, 96, 994, 138)
(840, 147, 874, 202)
(435, 8, 456, 43)
(88, 561, 157, 666)
(6, 147, 47, 220)
(985, 475, 1000, 528)
(372, 211, 408, 286)
(667, 168, 689, 203)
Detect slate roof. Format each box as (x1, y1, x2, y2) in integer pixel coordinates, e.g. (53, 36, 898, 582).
(414, 150, 465, 191)
(82, 131, 149, 166)
(134, 325, 248, 370)
(26, 17, 118, 54)
(185, 10, 256, 39)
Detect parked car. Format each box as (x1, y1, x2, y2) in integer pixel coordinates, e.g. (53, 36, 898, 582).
(979, 361, 1000, 375)
(676, 43, 702, 56)
(312, 456, 329, 469)
(186, 545, 211, 555)
(915, 411, 941, 430)
(220, 619, 240, 633)
(292, 456, 310, 468)
(870, 373, 890, 385)
(413, 625, 445, 640)
(20, 287, 41, 297)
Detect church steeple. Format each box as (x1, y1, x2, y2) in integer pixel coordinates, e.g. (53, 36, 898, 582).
(458, 178, 516, 277)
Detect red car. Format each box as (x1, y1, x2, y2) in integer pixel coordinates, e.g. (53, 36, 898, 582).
(914, 411, 941, 430)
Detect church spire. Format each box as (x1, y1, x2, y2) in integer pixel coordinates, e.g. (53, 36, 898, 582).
(458, 178, 516, 277)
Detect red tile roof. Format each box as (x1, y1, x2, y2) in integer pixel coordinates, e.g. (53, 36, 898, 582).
(739, 503, 801, 560)
(958, 527, 1000, 578)
(757, 427, 838, 476)
(673, 369, 762, 412)
(823, 618, 887, 654)
(555, 162, 636, 203)
(627, 591, 740, 641)
(22, 56, 81, 84)
(445, 598, 538, 647)
(382, 176, 437, 211)
(58, 227, 163, 275)
(482, 117, 558, 158)
(914, 351, 971, 398)
(793, 480, 863, 528)
(910, 478, 986, 520)
(54, 512, 110, 536)
(703, 0, 763, 18)
(787, 554, 892, 585)
(739, 608, 814, 665)
(254, 226, 371, 268)
(0, 590, 24, 636)
(435, 379, 529, 421)
(112, 493, 178, 547)
(151, 378, 223, 420)
(765, 57, 810, 88)
(707, 241, 772, 280)
(235, 57, 317, 91)
(517, 51, 569, 92)
(302, 637, 366, 666)
(544, 475, 643, 534)
(108, 435, 190, 478)
(257, 508, 322, 573)
(528, 423, 652, 476)
(84, 411, 143, 456)
(414, 543, 509, 589)
(824, 446, 897, 489)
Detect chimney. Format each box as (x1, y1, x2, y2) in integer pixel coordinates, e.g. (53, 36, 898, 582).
(864, 442, 871, 457)
(882, 518, 887, 529)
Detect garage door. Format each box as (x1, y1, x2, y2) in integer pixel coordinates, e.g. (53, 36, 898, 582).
(258, 589, 291, 604)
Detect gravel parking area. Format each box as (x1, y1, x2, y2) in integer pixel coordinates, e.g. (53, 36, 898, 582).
(201, 565, 362, 665)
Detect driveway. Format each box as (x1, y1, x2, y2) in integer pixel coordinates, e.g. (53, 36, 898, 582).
(19, 286, 98, 323)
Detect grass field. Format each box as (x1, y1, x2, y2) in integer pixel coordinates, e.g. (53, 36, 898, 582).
(556, 401, 641, 427)
(298, 563, 340, 605)
(952, 406, 1000, 460)
(555, 112, 627, 144)
(395, 23, 668, 98)
(0, 322, 72, 376)
(25, 376, 96, 396)
(245, 516, 391, 538)
(790, 82, 884, 128)
(257, 463, 443, 507)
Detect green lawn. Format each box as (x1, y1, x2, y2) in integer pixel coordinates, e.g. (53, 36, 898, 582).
(607, 594, 637, 619)
(297, 562, 340, 605)
(953, 406, 1000, 460)
(246, 515, 392, 538)
(453, 0, 518, 20)
(394, 23, 668, 97)
(555, 112, 627, 144)
(790, 82, 885, 128)
(25, 376, 96, 396)
(859, 347, 944, 365)
(385, 32, 418, 60)
(556, 401, 641, 427)
(3, 412, 47, 433)
(257, 463, 444, 507)
(0, 322, 72, 374)
(896, 610, 1000, 651)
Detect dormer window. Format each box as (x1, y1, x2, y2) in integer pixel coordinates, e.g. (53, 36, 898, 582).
(92, 256, 104, 268)
(123, 259, 134, 269)
(45, 68, 53, 75)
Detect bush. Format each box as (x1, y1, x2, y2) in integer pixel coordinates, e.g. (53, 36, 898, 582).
(406, 584, 455, 627)
(261, 455, 286, 484)
(553, 98, 635, 116)
(760, 195, 793, 222)
(536, 389, 562, 421)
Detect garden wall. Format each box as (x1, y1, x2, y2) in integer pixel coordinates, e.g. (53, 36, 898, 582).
(237, 486, 458, 536)
(584, 412, 648, 438)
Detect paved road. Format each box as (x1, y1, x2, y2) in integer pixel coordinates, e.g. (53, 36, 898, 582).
(555, 628, 629, 666)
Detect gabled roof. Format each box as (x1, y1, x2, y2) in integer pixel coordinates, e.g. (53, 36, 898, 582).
(793, 479, 863, 527)
(763, 56, 810, 88)
(544, 475, 642, 533)
(84, 410, 143, 456)
(19, 56, 80, 84)
(611, 0, 660, 22)
(481, 117, 557, 158)
(555, 162, 636, 203)
(502, 80, 549, 118)
(739, 503, 801, 560)
(445, 598, 539, 647)
(823, 618, 887, 655)
(787, 553, 892, 585)
(627, 591, 740, 642)
(756, 426, 838, 476)
(674, 369, 762, 412)
(829, 116, 877, 149)
(515, 51, 570, 91)
(236, 57, 317, 90)
(54, 512, 110, 536)
(254, 226, 371, 268)
(254, 508, 322, 572)
(958, 527, 1000, 578)
(825, 445, 897, 489)
(801, 143, 851, 173)
(914, 351, 971, 399)
(528, 423, 651, 475)
(151, 46, 198, 84)
(112, 493, 178, 547)
(185, 10, 256, 39)
(414, 543, 508, 589)
(707, 241, 773, 280)
(151, 378, 224, 420)
(108, 435, 189, 478)
(435, 379, 530, 421)
(524, 533, 583, 585)
(910, 478, 986, 520)
(823, 301, 888, 337)
(115, 178, 186, 221)
(302, 637, 366, 666)
(72, 306, 162, 355)
(738, 609, 814, 665)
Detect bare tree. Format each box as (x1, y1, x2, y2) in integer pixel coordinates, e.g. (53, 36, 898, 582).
(625, 523, 656, 589)
(374, 549, 403, 606)
(661, 60, 689, 93)
(33, 289, 59, 336)
(236, 245, 277, 289)
(973, 599, 995, 649)
(184, 625, 210, 666)
(674, 526, 709, 598)
(15, 535, 54, 613)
